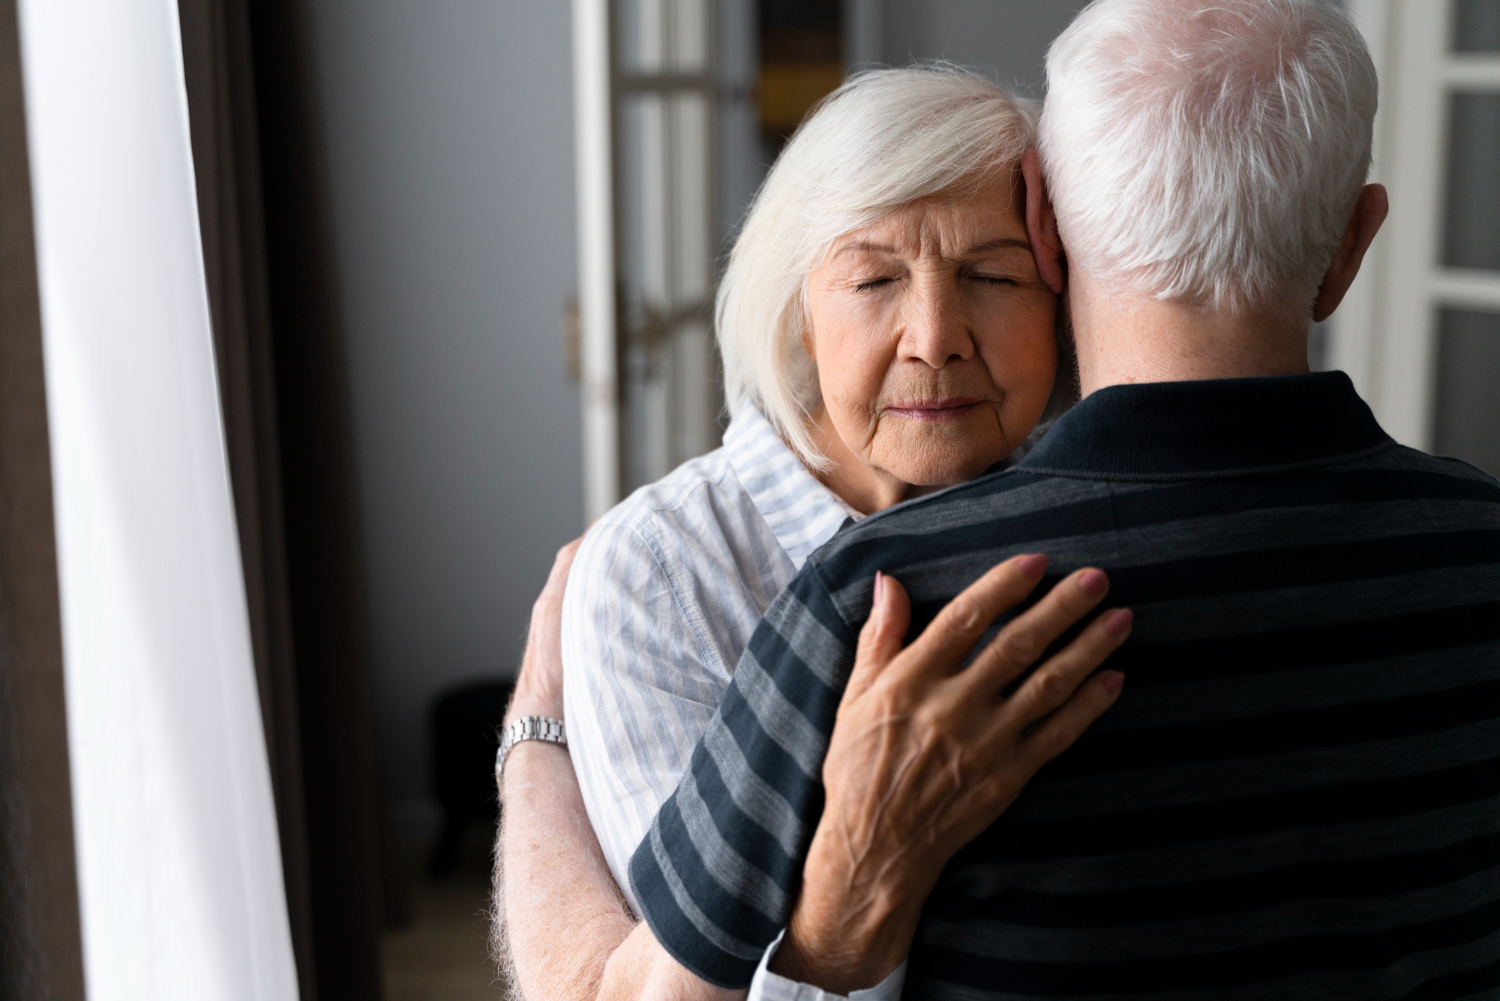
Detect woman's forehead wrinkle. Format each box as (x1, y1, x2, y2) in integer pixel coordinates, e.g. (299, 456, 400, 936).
(916, 206, 972, 259)
(918, 200, 1025, 260)
(834, 196, 1028, 264)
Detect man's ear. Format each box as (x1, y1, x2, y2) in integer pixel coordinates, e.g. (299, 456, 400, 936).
(1022, 148, 1065, 295)
(1312, 183, 1389, 323)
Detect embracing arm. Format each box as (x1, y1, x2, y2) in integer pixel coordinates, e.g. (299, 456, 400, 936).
(632, 555, 1132, 995)
(498, 740, 635, 1000)
(498, 544, 1129, 999)
(496, 539, 906, 1000)
(496, 541, 740, 1001)
(500, 740, 737, 1001)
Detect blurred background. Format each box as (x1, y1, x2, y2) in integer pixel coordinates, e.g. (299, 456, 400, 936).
(299, 0, 1495, 997)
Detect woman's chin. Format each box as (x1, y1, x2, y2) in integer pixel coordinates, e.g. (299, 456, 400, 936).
(880, 445, 1007, 488)
(871, 416, 1012, 483)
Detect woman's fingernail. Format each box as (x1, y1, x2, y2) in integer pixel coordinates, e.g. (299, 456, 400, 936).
(1101, 670, 1126, 695)
(1018, 553, 1048, 578)
(1104, 607, 1134, 637)
(873, 571, 885, 605)
(1080, 568, 1109, 597)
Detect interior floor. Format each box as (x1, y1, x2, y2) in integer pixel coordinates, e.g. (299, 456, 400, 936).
(383, 826, 508, 1001)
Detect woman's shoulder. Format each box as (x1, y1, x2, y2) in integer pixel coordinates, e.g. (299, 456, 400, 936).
(572, 444, 767, 587)
(591, 446, 744, 539)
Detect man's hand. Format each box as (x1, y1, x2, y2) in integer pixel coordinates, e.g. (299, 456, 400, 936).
(772, 555, 1131, 993)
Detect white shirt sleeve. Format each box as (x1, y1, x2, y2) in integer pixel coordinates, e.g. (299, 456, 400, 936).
(747, 932, 907, 1001)
(562, 519, 730, 913)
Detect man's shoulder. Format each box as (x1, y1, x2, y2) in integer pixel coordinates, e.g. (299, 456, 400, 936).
(1374, 442, 1500, 493)
(811, 444, 1500, 569)
(817, 467, 1092, 557)
(791, 467, 1106, 629)
(1337, 443, 1500, 523)
(794, 445, 1500, 628)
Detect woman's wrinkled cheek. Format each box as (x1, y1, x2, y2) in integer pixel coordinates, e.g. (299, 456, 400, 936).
(822, 336, 898, 459)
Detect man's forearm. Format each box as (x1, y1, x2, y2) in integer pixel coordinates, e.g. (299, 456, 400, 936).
(498, 742, 636, 1000)
(498, 742, 742, 1001)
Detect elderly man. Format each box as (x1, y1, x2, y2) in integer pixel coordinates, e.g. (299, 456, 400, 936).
(501, 0, 1500, 998)
(624, 0, 1500, 997)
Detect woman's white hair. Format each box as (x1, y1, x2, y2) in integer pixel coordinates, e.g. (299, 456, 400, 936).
(1039, 0, 1377, 317)
(717, 65, 1037, 468)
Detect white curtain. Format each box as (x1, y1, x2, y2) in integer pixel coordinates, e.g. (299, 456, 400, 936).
(16, 0, 299, 997)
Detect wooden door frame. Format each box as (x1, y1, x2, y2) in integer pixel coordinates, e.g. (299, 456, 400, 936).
(0, 0, 86, 996)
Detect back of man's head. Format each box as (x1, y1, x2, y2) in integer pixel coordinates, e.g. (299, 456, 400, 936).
(1040, 0, 1376, 321)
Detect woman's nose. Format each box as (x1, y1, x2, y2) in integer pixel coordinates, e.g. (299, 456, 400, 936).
(899, 281, 974, 368)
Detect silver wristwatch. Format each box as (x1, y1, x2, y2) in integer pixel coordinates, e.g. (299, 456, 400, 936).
(495, 715, 567, 785)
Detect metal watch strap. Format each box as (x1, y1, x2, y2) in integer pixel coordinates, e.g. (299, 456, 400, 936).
(495, 715, 567, 784)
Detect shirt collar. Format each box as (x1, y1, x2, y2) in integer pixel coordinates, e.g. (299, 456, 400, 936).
(1020, 371, 1393, 481)
(724, 407, 857, 570)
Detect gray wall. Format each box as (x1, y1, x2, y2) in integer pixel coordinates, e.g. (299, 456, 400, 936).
(306, 0, 582, 820)
(303, 0, 1088, 823)
(885, 0, 1089, 94)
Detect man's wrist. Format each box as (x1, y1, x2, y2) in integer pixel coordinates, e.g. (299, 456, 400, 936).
(499, 736, 572, 802)
(496, 715, 567, 790)
(503, 687, 564, 729)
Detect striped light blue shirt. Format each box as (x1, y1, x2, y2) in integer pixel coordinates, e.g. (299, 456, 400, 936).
(562, 406, 898, 998)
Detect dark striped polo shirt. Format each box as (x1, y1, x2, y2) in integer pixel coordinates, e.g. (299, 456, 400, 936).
(627, 372, 1500, 999)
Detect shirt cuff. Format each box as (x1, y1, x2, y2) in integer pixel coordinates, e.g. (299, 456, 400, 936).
(745, 930, 907, 1001)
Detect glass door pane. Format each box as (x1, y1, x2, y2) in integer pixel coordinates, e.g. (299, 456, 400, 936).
(758, 0, 842, 156)
(1454, 0, 1500, 52)
(614, 0, 719, 490)
(1433, 308, 1500, 477)
(1443, 92, 1500, 270)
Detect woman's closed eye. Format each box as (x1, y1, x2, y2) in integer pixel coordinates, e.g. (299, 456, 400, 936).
(852, 276, 899, 293)
(970, 273, 1022, 288)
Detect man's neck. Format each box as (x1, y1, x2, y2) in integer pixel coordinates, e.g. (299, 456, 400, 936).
(1068, 272, 1312, 396)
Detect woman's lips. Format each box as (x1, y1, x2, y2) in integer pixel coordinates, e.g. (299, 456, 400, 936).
(884, 399, 985, 422)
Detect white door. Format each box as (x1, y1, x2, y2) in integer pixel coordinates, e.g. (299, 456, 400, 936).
(616, 0, 720, 492)
(573, 0, 721, 519)
(1341, 0, 1500, 477)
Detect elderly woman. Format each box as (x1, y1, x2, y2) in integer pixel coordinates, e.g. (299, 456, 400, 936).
(498, 66, 1131, 1000)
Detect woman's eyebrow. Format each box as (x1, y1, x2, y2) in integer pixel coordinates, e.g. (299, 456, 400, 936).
(833, 236, 1031, 259)
(965, 237, 1031, 255)
(834, 240, 896, 258)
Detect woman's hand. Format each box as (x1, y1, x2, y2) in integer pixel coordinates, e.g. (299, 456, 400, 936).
(503, 537, 582, 728)
(771, 554, 1132, 993)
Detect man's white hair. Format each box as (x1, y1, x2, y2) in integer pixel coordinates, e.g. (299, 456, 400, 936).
(1040, 0, 1377, 317)
(718, 66, 1036, 468)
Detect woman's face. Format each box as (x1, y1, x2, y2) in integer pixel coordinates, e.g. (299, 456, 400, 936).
(804, 175, 1058, 512)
